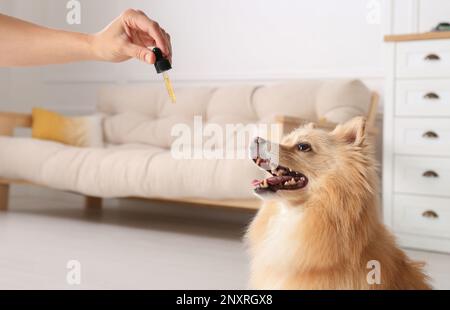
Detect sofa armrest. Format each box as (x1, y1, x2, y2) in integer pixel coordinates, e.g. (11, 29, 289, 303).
(0, 112, 32, 136)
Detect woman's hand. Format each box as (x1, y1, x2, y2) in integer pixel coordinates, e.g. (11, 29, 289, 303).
(91, 9, 172, 65)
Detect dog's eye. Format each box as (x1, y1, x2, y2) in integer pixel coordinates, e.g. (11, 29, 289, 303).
(297, 143, 312, 152)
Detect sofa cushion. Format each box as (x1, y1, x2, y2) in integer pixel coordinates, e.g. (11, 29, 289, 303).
(206, 85, 259, 125)
(252, 80, 323, 121)
(315, 79, 370, 123)
(103, 112, 195, 149)
(97, 80, 371, 148)
(0, 137, 264, 199)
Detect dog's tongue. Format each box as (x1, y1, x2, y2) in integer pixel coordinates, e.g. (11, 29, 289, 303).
(252, 179, 262, 186)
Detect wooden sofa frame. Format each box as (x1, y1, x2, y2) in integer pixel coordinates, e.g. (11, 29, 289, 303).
(0, 93, 378, 211)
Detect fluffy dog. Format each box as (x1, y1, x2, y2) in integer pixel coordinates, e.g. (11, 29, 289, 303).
(246, 117, 431, 289)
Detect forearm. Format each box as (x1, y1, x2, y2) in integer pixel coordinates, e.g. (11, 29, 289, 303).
(0, 14, 97, 67)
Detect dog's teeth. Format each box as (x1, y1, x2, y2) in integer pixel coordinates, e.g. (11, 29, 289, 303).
(284, 181, 289, 186)
(285, 178, 296, 186)
(261, 179, 268, 188)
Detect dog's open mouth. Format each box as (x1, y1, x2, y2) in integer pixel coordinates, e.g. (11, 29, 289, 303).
(252, 157, 308, 193)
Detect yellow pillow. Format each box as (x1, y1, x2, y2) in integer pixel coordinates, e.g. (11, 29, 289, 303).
(32, 108, 104, 147)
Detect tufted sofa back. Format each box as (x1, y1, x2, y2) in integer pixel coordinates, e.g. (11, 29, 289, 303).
(97, 79, 371, 149)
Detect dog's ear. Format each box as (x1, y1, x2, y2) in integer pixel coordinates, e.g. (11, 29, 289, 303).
(332, 117, 367, 146)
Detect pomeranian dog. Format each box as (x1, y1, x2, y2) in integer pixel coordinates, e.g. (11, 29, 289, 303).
(246, 117, 431, 289)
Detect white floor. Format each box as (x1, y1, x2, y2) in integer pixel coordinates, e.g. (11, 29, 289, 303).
(1, 185, 449, 290)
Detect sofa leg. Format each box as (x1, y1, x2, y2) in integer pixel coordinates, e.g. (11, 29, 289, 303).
(85, 196, 102, 210)
(0, 184, 10, 211)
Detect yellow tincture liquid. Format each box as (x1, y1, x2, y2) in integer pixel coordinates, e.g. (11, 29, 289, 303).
(163, 72, 177, 103)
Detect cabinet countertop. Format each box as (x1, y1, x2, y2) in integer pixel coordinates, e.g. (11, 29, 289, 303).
(384, 32, 450, 42)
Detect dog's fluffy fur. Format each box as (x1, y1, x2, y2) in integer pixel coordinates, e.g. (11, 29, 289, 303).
(246, 117, 431, 289)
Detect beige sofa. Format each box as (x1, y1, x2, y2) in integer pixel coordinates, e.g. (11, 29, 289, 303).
(0, 80, 377, 210)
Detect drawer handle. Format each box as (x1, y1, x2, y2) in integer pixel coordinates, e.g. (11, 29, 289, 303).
(423, 92, 440, 100)
(424, 54, 441, 61)
(422, 210, 439, 219)
(422, 131, 439, 139)
(423, 170, 439, 178)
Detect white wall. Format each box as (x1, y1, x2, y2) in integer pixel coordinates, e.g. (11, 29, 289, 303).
(390, 0, 450, 34)
(2, 0, 386, 114)
(1, 0, 449, 114)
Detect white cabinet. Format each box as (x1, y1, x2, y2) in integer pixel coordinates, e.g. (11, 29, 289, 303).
(394, 156, 450, 197)
(397, 40, 450, 78)
(394, 118, 450, 156)
(395, 80, 450, 117)
(384, 34, 450, 253)
(393, 195, 450, 243)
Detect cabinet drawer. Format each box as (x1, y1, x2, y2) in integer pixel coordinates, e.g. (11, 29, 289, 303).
(394, 118, 450, 156)
(396, 80, 450, 117)
(394, 156, 450, 197)
(397, 40, 450, 78)
(393, 195, 450, 239)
